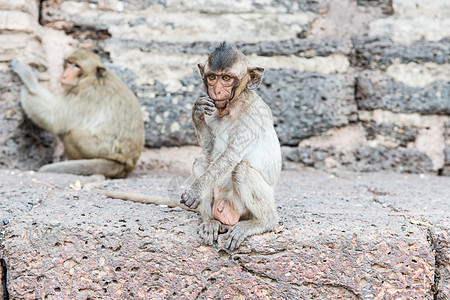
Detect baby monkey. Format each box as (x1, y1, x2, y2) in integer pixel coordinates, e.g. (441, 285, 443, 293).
(107, 42, 281, 249)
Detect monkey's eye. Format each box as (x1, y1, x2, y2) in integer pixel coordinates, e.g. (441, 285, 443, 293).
(208, 74, 216, 80)
(222, 75, 231, 81)
(69, 62, 81, 69)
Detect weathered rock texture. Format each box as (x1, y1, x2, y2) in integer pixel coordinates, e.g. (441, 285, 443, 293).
(1, 166, 449, 299)
(0, 0, 448, 175)
(0, 1, 56, 170)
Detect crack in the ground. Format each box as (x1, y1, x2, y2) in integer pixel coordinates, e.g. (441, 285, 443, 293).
(427, 228, 443, 300)
(0, 258, 8, 300)
(232, 255, 279, 285)
(233, 253, 363, 299)
(0, 218, 8, 300)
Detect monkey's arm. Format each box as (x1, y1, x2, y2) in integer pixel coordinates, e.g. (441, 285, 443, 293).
(9, 59, 41, 94)
(10, 60, 65, 135)
(192, 96, 215, 151)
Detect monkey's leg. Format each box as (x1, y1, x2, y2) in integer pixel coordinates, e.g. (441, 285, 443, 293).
(39, 158, 128, 178)
(223, 160, 279, 250)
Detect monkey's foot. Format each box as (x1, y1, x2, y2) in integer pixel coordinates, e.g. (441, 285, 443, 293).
(222, 223, 248, 250)
(199, 220, 222, 245)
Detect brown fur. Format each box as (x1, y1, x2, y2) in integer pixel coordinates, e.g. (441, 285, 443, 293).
(10, 48, 144, 178)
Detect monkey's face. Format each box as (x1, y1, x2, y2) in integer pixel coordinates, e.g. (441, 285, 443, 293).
(61, 61, 82, 90)
(205, 72, 238, 109)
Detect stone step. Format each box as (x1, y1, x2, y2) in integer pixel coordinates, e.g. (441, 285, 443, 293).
(1, 167, 448, 298)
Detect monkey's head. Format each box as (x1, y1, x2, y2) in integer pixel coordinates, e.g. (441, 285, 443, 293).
(61, 48, 106, 91)
(198, 42, 264, 110)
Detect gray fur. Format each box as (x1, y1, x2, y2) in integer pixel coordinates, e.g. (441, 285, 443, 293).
(182, 47, 282, 249)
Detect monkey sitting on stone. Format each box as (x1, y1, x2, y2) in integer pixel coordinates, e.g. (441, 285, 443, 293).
(106, 42, 281, 250)
(10, 48, 145, 178)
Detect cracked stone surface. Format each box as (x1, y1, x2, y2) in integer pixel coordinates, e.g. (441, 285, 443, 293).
(1, 0, 449, 175)
(0, 163, 448, 299)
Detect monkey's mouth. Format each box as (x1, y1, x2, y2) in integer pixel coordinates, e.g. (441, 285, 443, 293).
(61, 82, 76, 90)
(212, 98, 229, 109)
(210, 96, 231, 103)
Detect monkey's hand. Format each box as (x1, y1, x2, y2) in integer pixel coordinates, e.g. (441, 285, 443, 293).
(9, 59, 39, 94)
(192, 96, 215, 120)
(180, 186, 201, 209)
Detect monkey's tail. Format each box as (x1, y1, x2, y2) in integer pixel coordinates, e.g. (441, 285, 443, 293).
(104, 190, 197, 212)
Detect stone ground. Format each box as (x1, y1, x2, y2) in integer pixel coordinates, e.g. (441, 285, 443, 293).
(0, 148, 449, 299)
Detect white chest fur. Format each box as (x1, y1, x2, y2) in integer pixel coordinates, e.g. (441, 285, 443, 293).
(210, 117, 232, 158)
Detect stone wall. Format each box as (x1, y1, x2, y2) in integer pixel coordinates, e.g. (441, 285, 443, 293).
(0, 0, 54, 170)
(0, 0, 448, 175)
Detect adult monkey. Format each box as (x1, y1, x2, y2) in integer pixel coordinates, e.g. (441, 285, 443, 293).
(10, 48, 144, 178)
(106, 42, 282, 250)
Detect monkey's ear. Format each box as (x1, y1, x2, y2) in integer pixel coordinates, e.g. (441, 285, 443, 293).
(247, 67, 265, 90)
(96, 66, 106, 79)
(197, 63, 205, 76)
